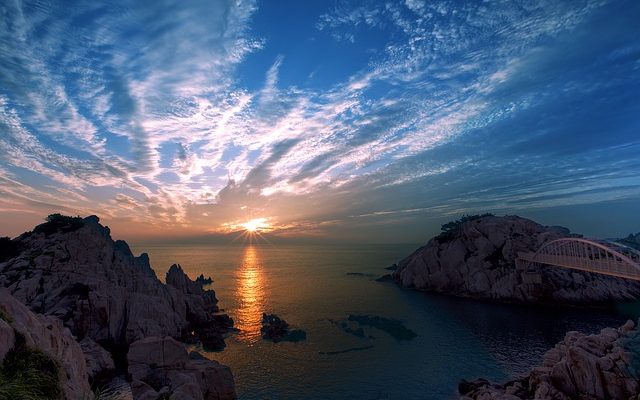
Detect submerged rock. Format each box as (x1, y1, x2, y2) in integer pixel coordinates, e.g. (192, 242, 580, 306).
(392, 215, 640, 305)
(261, 313, 307, 343)
(347, 314, 417, 340)
(459, 320, 640, 399)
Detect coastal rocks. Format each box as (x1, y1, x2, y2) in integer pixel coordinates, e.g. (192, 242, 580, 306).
(261, 313, 307, 343)
(127, 336, 236, 400)
(196, 274, 214, 285)
(459, 320, 640, 399)
(166, 263, 228, 349)
(0, 288, 92, 399)
(0, 214, 236, 399)
(0, 215, 232, 348)
(392, 215, 640, 304)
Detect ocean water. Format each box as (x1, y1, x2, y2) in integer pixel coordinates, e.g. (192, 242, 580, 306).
(130, 242, 635, 400)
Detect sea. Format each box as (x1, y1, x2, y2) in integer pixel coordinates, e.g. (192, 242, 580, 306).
(129, 242, 638, 400)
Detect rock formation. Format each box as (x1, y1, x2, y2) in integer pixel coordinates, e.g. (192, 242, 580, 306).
(392, 215, 640, 304)
(0, 288, 92, 399)
(261, 313, 307, 343)
(0, 214, 236, 399)
(459, 320, 640, 399)
(128, 336, 235, 400)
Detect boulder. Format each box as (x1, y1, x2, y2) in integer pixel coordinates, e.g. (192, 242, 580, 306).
(127, 336, 236, 400)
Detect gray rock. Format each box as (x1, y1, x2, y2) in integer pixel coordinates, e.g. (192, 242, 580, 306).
(127, 336, 236, 400)
(459, 320, 640, 399)
(392, 215, 640, 304)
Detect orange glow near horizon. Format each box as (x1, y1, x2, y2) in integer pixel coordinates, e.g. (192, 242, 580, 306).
(235, 245, 266, 343)
(241, 218, 269, 233)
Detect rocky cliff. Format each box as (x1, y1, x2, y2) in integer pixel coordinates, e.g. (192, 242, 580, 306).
(0, 214, 236, 399)
(459, 320, 640, 399)
(392, 215, 640, 304)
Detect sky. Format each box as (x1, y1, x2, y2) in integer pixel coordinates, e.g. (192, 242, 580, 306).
(0, 0, 639, 243)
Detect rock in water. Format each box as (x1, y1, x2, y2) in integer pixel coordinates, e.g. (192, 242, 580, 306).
(459, 320, 640, 399)
(261, 313, 307, 343)
(392, 215, 640, 304)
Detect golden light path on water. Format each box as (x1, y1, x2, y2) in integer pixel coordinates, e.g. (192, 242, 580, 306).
(234, 245, 266, 343)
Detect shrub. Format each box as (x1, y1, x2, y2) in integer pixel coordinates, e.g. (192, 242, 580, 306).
(440, 213, 494, 234)
(0, 332, 61, 399)
(33, 214, 84, 236)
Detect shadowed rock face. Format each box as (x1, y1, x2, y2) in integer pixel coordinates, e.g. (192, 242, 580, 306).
(0, 288, 92, 400)
(392, 215, 640, 304)
(459, 320, 640, 399)
(0, 215, 237, 399)
(0, 216, 231, 349)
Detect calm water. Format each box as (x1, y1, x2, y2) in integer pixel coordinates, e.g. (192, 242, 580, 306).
(130, 242, 636, 400)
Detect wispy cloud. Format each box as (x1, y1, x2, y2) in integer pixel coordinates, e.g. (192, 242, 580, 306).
(1, 0, 638, 239)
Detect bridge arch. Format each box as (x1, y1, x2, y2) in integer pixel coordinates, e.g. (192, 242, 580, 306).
(517, 238, 640, 281)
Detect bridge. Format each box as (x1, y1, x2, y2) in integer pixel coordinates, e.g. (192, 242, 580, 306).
(516, 238, 640, 281)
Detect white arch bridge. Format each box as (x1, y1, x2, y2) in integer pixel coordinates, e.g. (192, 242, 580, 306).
(516, 238, 640, 281)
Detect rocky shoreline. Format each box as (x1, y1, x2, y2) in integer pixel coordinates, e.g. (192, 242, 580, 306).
(0, 214, 236, 399)
(391, 214, 640, 305)
(459, 320, 640, 399)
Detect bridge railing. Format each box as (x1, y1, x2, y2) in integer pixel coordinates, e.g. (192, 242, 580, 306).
(517, 238, 640, 281)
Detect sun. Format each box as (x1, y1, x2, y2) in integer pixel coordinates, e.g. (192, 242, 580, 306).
(241, 218, 269, 233)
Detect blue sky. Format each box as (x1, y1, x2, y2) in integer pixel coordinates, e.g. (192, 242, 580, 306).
(0, 0, 639, 241)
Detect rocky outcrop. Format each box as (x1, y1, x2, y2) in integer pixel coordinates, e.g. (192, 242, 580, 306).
(0, 288, 92, 399)
(620, 232, 640, 251)
(127, 336, 235, 400)
(261, 313, 307, 343)
(0, 215, 231, 349)
(392, 215, 640, 304)
(459, 320, 640, 399)
(0, 214, 236, 398)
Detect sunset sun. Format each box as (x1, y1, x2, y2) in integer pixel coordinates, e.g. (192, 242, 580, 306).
(241, 218, 269, 233)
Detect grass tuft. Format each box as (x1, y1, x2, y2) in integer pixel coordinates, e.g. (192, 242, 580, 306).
(0, 332, 62, 400)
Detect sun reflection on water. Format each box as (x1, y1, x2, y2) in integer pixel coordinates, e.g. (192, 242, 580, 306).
(235, 246, 265, 343)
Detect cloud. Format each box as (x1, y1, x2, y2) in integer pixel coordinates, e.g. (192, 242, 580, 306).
(1, 0, 639, 240)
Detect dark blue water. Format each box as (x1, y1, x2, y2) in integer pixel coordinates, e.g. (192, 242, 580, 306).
(131, 242, 636, 399)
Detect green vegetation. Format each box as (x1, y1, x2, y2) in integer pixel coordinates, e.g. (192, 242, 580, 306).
(0, 309, 12, 324)
(0, 332, 61, 400)
(440, 213, 494, 234)
(33, 214, 84, 236)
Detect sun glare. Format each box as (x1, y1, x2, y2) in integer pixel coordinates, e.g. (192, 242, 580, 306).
(241, 218, 269, 233)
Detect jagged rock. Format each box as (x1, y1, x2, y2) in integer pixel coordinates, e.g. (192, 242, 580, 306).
(0, 288, 92, 399)
(459, 320, 640, 399)
(196, 274, 214, 285)
(127, 336, 236, 400)
(0, 215, 236, 399)
(261, 313, 307, 343)
(392, 215, 640, 304)
(0, 215, 232, 347)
